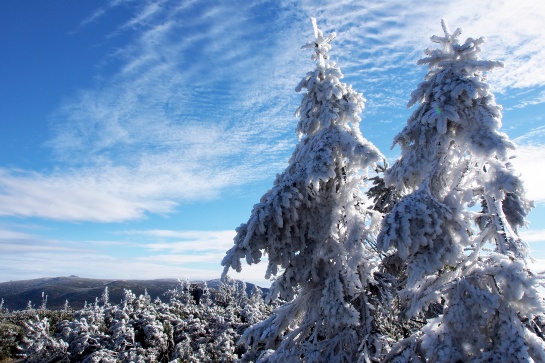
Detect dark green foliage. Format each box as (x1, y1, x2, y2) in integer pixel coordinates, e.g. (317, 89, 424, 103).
(0, 321, 24, 362)
(366, 163, 401, 214)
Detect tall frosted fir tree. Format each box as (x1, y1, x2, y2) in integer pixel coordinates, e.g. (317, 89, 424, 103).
(379, 21, 545, 362)
(222, 18, 386, 362)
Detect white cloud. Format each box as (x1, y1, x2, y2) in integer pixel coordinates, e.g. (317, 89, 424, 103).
(0, 226, 271, 287)
(511, 91, 545, 109)
(520, 229, 545, 243)
(514, 126, 545, 145)
(120, 1, 162, 30)
(0, 229, 38, 241)
(13, 0, 303, 223)
(0, 242, 74, 254)
(528, 258, 545, 275)
(77, 0, 125, 29)
(125, 229, 234, 240)
(293, 0, 545, 100)
(138, 253, 227, 264)
(120, 228, 272, 285)
(510, 143, 545, 204)
(6, 0, 545, 224)
(0, 167, 174, 222)
(125, 229, 236, 252)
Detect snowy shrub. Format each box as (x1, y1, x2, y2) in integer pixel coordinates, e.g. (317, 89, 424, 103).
(0, 306, 72, 362)
(13, 279, 273, 362)
(23, 316, 69, 363)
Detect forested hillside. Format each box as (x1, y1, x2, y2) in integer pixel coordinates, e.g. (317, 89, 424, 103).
(0, 276, 264, 311)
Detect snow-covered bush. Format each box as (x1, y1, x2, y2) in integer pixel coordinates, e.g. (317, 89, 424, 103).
(23, 316, 69, 362)
(15, 279, 272, 362)
(0, 304, 72, 362)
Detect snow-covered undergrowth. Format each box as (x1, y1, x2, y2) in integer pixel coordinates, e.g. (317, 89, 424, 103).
(0, 279, 276, 362)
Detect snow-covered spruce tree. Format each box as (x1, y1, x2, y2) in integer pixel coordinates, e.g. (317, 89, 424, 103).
(222, 17, 386, 362)
(378, 20, 545, 362)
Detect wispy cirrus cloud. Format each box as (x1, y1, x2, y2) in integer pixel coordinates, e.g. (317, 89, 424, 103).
(77, 0, 126, 29)
(0, 165, 200, 222)
(124, 229, 236, 252)
(3, 0, 545, 225)
(1, 0, 304, 222)
(509, 91, 545, 109)
(292, 0, 545, 107)
(514, 125, 545, 145)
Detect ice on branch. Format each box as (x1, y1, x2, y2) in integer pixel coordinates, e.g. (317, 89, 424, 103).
(222, 17, 387, 362)
(300, 17, 336, 66)
(379, 20, 544, 362)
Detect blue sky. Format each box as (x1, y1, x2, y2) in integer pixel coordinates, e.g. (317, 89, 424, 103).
(1, 0, 544, 287)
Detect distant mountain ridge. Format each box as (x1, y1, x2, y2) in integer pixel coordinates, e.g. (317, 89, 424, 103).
(0, 276, 264, 311)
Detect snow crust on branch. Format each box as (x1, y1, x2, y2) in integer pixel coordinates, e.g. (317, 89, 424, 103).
(379, 20, 544, 362)
(222, 17, 386, 362)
